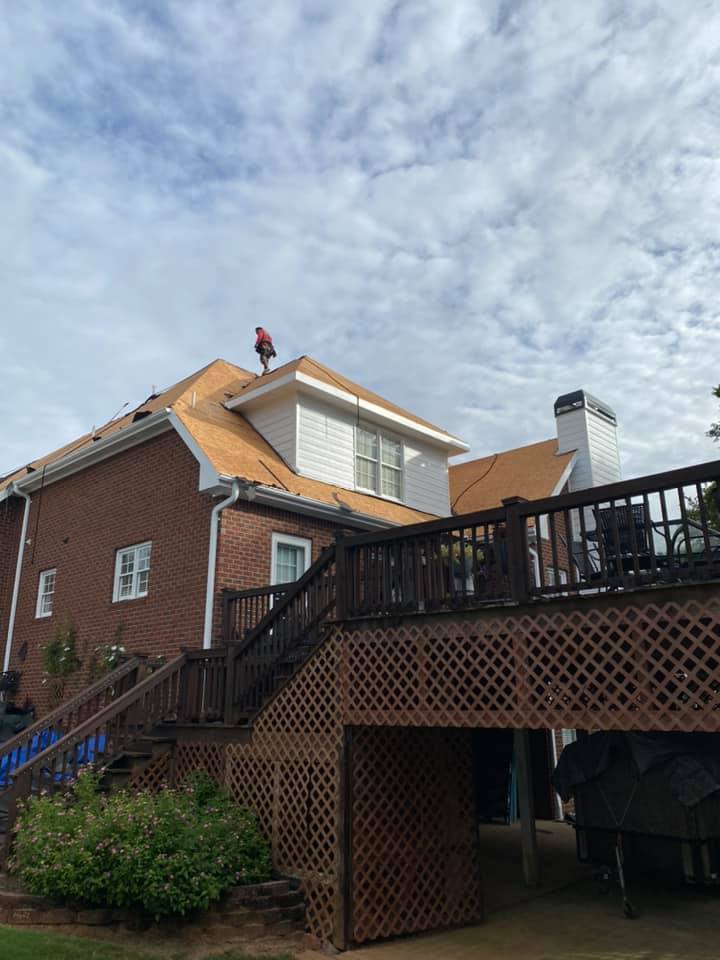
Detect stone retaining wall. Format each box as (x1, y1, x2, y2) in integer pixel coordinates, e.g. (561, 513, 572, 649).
(0, 877, 305, 943)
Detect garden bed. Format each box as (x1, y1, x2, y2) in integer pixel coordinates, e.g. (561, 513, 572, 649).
(0, 874, 305, 943)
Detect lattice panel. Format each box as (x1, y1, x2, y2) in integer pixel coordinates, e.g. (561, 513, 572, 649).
(130, 749, 173, 792)
(351, 726, 483, 944)
(225, 636, 343, 943)
(175, 741, 227, 786)
(342, 592, 720, 733)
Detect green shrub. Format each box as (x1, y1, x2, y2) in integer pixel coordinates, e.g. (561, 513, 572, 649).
(10, 771, 272, 917)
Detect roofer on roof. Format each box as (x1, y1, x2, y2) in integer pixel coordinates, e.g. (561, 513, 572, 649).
(254, 327, 277, 375)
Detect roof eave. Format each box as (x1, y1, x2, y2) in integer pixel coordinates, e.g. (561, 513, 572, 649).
(225, 370, 469, 454)
(5, 410, 175, 495)
(215, 475, 415, 530)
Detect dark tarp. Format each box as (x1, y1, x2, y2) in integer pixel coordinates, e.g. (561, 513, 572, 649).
(553, 731, 720, 807)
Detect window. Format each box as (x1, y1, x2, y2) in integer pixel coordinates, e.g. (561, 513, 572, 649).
(271, 534, 311, 584)
(355, 427, 403, 500)
(561, 729, 577, 748)
(35, 569, 56, 618)
(545, 567, 568, 587)
(113, 541, 152, 602)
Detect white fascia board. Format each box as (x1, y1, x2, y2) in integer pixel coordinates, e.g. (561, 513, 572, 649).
(550, 452, 578, 497)
(215, 474, 407, 530)
(225, 370, 470, 454)
(8, 410, 174, 494)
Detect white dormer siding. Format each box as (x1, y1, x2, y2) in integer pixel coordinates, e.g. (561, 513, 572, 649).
(244, 394, 298, 471)
(227, 368, 467, 518)
(296, 395, 452, 516)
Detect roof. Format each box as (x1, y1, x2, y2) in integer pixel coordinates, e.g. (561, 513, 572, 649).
(3, 358, 435, 526)
(449, 439, 576, 514)
(229, 355, 466, 446)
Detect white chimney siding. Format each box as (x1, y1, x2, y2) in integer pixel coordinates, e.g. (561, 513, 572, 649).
(555, 391, 621, 492)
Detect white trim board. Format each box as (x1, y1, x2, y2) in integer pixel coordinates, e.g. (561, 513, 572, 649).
(224, 370, 469, 454)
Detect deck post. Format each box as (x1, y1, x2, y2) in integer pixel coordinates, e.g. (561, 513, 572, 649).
(335, 531, 347, 620)
(502, 497, 529, 603)
(514, 727, 540, 887)
(223, 645, 237, 725)
(334, 726, 353, 950)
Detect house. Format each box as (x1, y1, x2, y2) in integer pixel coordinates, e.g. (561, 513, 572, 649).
(1, 357, 718, 952)
(0, 356, 468, 712)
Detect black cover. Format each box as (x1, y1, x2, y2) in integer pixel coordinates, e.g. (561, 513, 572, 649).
(553, 731, 720, 807)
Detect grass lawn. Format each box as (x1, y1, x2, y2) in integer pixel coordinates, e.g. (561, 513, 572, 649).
(0, 926, 295, 960)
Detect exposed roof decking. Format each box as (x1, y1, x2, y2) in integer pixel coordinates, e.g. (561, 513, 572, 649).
(2, 358, 436, 526)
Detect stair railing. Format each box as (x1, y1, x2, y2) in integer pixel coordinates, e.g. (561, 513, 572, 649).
(225, 545, 337, 721)
(0, 655, 145, 791)
(1, 653, 187, 861)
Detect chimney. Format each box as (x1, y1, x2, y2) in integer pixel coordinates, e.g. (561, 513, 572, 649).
(555, 390, 621, 492)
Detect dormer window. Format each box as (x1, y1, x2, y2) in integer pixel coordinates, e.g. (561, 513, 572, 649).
(355, 427, 403, 500)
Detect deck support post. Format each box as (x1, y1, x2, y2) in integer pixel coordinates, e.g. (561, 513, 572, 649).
(514, 727, 540, 887)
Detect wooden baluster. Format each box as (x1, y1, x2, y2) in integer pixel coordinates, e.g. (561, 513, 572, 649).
(694, 482, 714, 564)
(677, 485, 695, 577)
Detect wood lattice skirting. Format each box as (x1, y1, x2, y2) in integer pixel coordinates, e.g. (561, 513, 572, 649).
(340, 585, 720, 732)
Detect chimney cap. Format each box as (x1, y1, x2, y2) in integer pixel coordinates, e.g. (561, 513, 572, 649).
(554, 389, 617, 424)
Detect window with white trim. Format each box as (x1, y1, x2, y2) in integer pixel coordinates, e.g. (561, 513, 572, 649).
(113, 541, 152, 602)
(271, 533, 311, 584)
(355, 426, 403, 500)
(35, 569, 56, 618)
(545, 567, 568, 587)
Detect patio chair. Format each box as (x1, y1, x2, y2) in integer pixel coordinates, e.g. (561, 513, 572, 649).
(594, 504, 651, 577)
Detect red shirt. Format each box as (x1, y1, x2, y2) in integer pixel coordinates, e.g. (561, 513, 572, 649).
(255, 328, 272, 346)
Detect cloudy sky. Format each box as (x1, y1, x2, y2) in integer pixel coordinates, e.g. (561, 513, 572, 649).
(2, 1, 719, 481)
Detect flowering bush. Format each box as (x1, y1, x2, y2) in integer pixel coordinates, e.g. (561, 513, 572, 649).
(41, 620, 80, 678)
(10, 772, 272, 916)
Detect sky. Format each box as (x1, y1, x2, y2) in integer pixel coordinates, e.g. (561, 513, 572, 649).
(1, 0, 720, 481)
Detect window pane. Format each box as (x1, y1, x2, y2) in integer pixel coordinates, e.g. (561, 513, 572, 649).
(119, 574, 133, 598)
(381, 436, 402, 469)
(136, 569, 149, 595)
(137, 544, 151, 570)
(356, 429, 378, 460)
(276, 543, 304, 582)
(356, 457, 377, 490)
(120, 552, 134, 576)
(381, 465, 402, 499)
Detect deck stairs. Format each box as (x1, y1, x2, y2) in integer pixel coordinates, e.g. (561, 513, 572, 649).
(0, 545, 338, 858)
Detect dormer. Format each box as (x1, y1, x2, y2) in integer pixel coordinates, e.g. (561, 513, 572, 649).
(225, 358, 469, 517)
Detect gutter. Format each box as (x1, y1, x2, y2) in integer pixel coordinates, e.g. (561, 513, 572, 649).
(202, 479, 241, 650)
(3, 483, 32, 673)
(218, 476, 411, 531)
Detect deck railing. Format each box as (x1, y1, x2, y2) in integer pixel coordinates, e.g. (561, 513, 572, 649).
(222, 582, 293, 644)
(0, 656, 143, 788)
(335, 459, 720, 616)
(225, 546, 337, 721)
(2, 654, 187, 859)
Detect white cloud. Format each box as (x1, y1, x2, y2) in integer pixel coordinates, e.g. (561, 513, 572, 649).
(1, 0, 719, 481)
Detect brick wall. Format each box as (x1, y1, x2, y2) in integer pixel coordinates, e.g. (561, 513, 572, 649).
(212, 501, 344, 642)
(2, 431, 357, 713)
(4, 431, 213, 712)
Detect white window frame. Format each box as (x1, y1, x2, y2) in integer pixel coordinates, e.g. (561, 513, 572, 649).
(271, 533, 312, 585)
(113, 541, 152, 603)
(354, 425, 404, 502)
(35, 568, 57, 619)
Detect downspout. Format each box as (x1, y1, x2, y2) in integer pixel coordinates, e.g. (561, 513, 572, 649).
(3, 483, 32, 672)
(202, 479, 241, 650)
